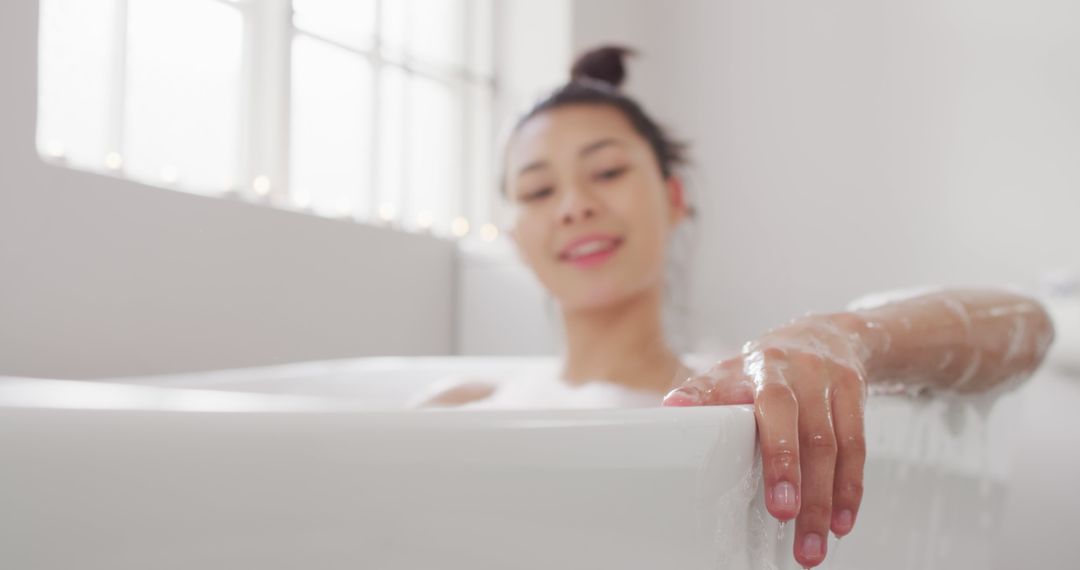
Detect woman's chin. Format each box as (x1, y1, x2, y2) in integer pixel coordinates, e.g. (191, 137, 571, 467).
(546, 264, 663, 312)
(559, 284, 643, 312)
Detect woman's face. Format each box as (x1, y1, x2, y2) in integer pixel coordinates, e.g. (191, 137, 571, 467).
(504, 104, 686, 311)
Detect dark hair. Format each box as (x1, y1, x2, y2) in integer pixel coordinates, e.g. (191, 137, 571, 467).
(506, 45, 689, 184)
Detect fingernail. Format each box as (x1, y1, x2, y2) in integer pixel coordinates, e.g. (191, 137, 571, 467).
(834, 509, 853, 533)
(772, 481, 796, 511)
(662, 386, 702, 406)
(801, 532, 823, 559)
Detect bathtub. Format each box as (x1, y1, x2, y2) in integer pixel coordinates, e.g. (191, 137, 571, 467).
(1, 356, 1078, 569)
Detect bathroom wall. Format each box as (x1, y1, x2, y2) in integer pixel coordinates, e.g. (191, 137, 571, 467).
(572, 0, 1080, 346)
(0, 2, 456, 379)
(455, 0, 570, 356)
(6, 0, 1076, 371)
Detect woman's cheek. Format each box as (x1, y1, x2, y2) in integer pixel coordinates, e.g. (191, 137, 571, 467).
(518, 222, 563, 291)
(619, 202, 669, 281)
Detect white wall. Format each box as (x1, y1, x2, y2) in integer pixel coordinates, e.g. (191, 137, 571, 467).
(456, 240, 557, 355)
(494, 0, 574, 133)
(573, 0, 1080, 346)
(0, 2, 456, 379)
(454, 0, 571, 356)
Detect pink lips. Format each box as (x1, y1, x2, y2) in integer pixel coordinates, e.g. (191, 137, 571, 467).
(558, 234, 624, 269)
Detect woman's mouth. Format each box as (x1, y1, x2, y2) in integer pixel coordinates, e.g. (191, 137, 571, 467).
(559, 235, 624, 268)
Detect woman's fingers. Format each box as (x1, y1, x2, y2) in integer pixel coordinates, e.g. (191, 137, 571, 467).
(747, 349, 802, 522)
(665, 347, 868, 570)
(662, 359, 754, 406)
(791, 361, 837, 568)
(704, 359, 756, 404)
(829, 365, 867, 537)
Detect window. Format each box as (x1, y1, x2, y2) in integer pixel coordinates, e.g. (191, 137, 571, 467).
(37, 0, 498, 239)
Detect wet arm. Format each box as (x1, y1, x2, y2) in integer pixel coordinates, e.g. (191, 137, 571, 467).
(836, 289, 1055, 393)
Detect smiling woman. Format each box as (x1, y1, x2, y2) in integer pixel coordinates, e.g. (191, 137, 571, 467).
(496, 46, 695, 393)
(417, 44, 1057, 569)
(507, 106, 688, 316)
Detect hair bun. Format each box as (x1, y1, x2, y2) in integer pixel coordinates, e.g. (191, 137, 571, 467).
(570, 45, 635, 89)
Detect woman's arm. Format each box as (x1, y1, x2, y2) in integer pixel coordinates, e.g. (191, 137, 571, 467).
(837, 289, 1055, 394)
(408, 378, 497, 408)
(663, 288, 1055, 568)
(412, 382, 496, 407)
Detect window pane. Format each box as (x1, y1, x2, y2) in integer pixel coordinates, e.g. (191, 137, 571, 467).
(123, 0, 242, 194)
(37, 0, 119, 170)
(293, 0, 375, 50)
(467, 84, 495, 225)
(381, 0, 410, 62)
(291, 35, 373, 219)
(407, 75, 461, 233)
(377, 66, 407, 223)
(409, 0, 465, 69)
(467, 0, 494, 77)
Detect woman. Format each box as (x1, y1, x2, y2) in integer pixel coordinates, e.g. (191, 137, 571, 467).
(421, 46, 1055, 568)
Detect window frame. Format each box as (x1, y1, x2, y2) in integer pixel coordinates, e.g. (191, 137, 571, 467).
(43, 0, 499, 237)
(241, 0, 500, 233)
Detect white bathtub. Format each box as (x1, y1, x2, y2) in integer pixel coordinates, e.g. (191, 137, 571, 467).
(1, 356, 1078, 569)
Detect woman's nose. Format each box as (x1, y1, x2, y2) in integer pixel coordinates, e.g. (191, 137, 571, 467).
(558, 191, 598, 225)
(561, 206, 595, 225)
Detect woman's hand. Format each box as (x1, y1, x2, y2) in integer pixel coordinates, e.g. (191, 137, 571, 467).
(663, 313, 869, 569)
(660, 290, 1054, 567)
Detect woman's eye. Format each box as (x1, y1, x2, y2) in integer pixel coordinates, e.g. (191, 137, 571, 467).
(522, 187, 553, 202)
(594, 166, 628, 182)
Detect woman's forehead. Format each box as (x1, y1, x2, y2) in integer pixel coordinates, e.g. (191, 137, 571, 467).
(510, 105, 640, 162)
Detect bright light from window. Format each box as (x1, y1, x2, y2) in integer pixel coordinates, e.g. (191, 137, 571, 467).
(408, 75, 459, 234)
(160, 165, 179, 184)
(378, 203, 396, 222)
(123, 0, 242, 195)
(104, 151, 123, 171)
(409, 0, 465, 69)
(253, 175, 272, 196)
(37, 0, 499, 240)
(37, 0, 118, 170)
(44, 141, 66, 159)
(451, 216, 470, 237)
(293, 0, 376, 50)
(38, 0, 242, 195)
(378, 65, 407, 227)
(334, 198, 354, 218)
(416, 211, 434, 230)
(290, 34, 373, 220)
(293, 191, 312, 209)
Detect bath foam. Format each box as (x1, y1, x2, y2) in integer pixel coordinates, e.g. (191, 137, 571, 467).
(457, 374, 662, 409)
(412, 353, 720, 410)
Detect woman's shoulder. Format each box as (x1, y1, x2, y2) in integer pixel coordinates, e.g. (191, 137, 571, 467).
(406, 359, 561, 409)
(410, 379, 498, 408)
(407, 373, 506, 408)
